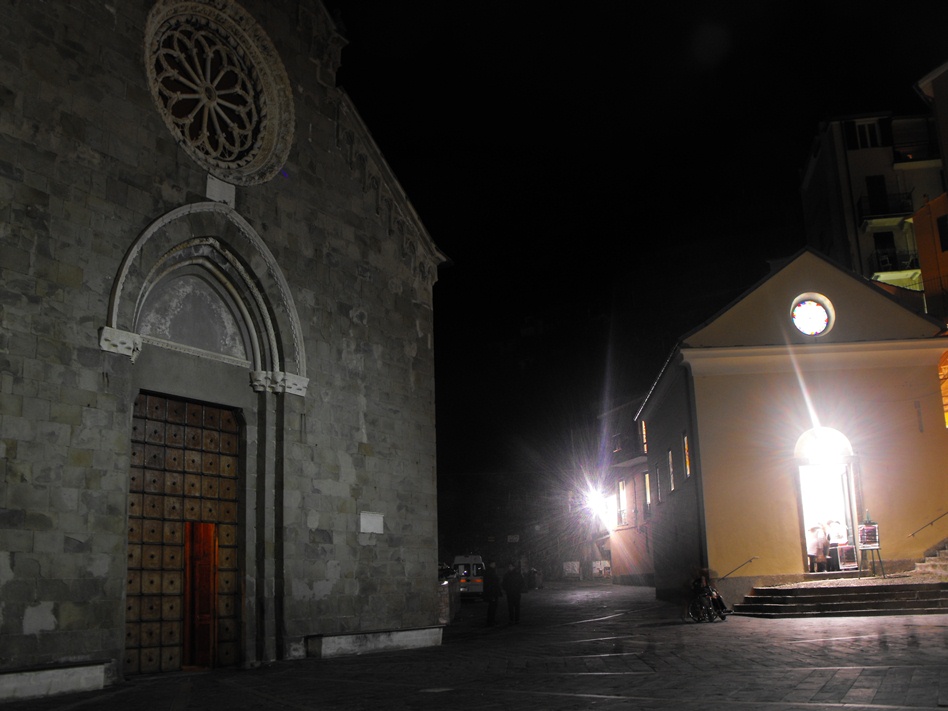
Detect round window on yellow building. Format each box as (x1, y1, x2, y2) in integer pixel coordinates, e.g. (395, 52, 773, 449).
(790, 293, 835, 336)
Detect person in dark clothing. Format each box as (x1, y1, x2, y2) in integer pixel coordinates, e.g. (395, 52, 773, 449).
(502, 563, 525, 624)
(482, 561, 502, 626)
(693, 569, 730, 616)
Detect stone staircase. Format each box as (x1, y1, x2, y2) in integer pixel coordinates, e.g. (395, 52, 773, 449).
(914, 545, 948, 575)
(734, 546, 948, 618)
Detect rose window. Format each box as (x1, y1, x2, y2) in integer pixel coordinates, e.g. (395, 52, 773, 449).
(145, 0, 294, 185)
(155, 23, 260, 167)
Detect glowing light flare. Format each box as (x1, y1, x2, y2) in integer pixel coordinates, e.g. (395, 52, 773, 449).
(583, 485, 615, 531)
(789, 292, 834, 337)
(794, 426, 853, 466)
(785, 341, 822, 432)
(791, 299, 829, 335)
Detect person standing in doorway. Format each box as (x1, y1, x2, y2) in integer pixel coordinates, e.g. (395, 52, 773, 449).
(502, 563, 525, 624)
(807, 525, 828, 572)
(482, 561, 502, 626)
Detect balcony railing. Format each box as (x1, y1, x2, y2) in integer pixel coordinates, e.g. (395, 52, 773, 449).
(611, 434, 646, 463)
(857, 192, 914, 223)
(871, 249, 918, 272)
(893, 140, 939, 164)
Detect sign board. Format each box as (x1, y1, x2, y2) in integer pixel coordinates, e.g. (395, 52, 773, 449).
(858, 523, 880, 550)
(837, 544, 857, 570)
(359, 511, 384, 534)
(563, 561, 580, 578)
(592, 560, 611, 577)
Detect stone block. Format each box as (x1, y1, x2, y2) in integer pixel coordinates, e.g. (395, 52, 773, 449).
(66, 448, 93, 467)
(56, 262, 84, 289)
(70, 426, 102, 450)
(7, 483, 48, 511)
(0, 664, 108, 703)
(60, 467, 87, 488)
(51, 401, 84, 426)
(0, 579, 36, 603)
(35, 337, 73, 366)
(35, 421, 70, 447)
(59, 387, 97, 408)
(21, 396, 50, 422)
(50, 487, 80, 513)
(32, 531, 61, 554)
(0, 415, 34, 441)
(0, 530, 32, 554)
(22, 511, 53, 531)
(0, 392, 22, 416)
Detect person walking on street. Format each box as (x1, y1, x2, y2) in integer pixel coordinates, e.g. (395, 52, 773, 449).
(502, 563, 525, 624)
(483, 561, 502, 626)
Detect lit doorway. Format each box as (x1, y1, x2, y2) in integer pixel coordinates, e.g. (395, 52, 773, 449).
(794, 427, 857, 572)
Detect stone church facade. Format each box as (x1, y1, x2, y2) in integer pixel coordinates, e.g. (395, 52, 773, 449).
(0, 0, 444, 694)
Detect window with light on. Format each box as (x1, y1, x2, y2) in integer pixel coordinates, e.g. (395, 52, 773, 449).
(790, 293, 835, 336)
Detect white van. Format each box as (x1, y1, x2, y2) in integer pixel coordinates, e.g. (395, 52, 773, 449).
(452, 555, 485, 596)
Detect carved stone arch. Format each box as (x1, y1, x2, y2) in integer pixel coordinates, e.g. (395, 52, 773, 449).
(134, 238, 272, 370)
(100, 202, 308, 396)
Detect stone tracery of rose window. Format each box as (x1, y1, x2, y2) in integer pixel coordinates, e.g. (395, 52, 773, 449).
(155, 21, 260, 167)
(145, 0, 294, 186)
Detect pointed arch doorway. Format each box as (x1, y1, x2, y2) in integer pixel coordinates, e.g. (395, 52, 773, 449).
(103, 203, 310, 674)
(794, 427, 858, 572)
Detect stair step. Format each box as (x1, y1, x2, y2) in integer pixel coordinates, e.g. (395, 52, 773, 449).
(735, 579, 948, 619)
(744, 590, 948, 605)
(751, 582, 948, 596)
(916, 562, 948, 572)
(735, 598, 948, 613)
(736, 607, 948, 619)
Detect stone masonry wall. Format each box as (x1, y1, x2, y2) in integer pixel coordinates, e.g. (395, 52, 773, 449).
(0, 0, 443, 673)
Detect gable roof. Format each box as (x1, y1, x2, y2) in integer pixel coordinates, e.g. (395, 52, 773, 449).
(636, 248, 946, 420)
(682, 249, 944, 348)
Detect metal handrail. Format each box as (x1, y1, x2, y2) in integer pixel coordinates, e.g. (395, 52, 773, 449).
(908, 511, 948, 538)
(719, 556, 758, 580)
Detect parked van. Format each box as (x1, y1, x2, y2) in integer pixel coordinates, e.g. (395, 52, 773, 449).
(452, 555, 485, 596)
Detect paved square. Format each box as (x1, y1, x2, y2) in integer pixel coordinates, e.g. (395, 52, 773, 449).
(5, 581, 948, 710)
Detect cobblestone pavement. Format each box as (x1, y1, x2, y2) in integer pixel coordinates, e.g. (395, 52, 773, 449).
(6, 581, 948, 710)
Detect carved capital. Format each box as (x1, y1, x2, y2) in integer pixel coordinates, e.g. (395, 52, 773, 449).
(249, 370, 309, 397)
(284, 373, 309, 396)
(250, 370, 272, 392)
(99, 326, 143, 363)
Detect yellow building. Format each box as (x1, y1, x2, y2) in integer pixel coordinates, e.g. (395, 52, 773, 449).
(632, 249, 948, 604)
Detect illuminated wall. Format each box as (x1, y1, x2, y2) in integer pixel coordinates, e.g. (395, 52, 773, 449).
(912, 193, 948, 318)
(639, 250, 948, 601)
(607, 463, 656, 586)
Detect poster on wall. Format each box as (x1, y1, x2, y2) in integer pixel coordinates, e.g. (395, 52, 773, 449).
(592, 560, 612, 577)
(858, 523, 880, 550)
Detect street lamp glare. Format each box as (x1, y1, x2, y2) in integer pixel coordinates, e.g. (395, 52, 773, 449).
(584, 485, 612, 530)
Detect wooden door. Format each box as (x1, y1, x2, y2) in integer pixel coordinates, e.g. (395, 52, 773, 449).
(125, 393, 241, 674)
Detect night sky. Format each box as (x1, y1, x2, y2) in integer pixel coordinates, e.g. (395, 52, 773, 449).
(322, 2, 948, 485)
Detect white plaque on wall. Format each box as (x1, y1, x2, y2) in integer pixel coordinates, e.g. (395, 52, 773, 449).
(360, 511, 384, 534)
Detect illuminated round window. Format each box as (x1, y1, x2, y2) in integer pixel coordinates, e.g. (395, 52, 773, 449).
(790, 293, 834, 336)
